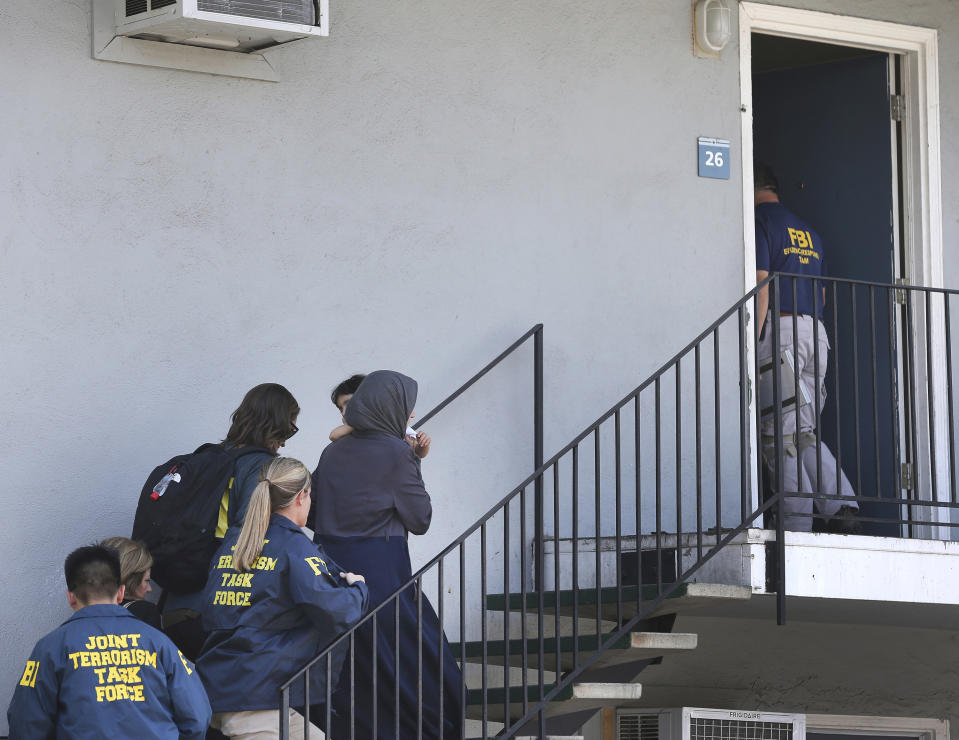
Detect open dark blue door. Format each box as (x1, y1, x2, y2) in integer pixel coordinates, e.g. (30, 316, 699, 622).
(752, 45, 901, 535)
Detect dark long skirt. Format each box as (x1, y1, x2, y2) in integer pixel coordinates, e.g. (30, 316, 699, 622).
(318, 535, 462, 740)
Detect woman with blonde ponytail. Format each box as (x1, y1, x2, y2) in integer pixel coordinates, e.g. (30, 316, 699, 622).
(197, 457, 369, 739)
(231, 464, 291, 573)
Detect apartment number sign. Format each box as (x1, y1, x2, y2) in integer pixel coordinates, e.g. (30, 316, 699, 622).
(698, 137, 731, 179)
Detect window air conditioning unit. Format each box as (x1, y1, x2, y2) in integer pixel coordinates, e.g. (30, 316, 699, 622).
(617, 707, 806, 740)
(114, 0, 327, 53)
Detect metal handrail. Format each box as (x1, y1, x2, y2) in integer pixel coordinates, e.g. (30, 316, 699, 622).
(413, 322, 545, 586)
(278, 324, 545, 737)
(279, 285, 775, 738)
(279, 273, 959, 739)
(281, 325, 545, 681)
(762, 273, 959, 532)
(414, 324, 543, 432)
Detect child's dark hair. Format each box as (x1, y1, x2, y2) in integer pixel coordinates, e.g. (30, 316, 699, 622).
(331, 374, 366, 407)
(65, 545, 121, 603)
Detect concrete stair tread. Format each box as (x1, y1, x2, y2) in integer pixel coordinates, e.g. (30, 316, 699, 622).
(465, 681, 642, 722)
(484, 582, 751, 621)
(453, 631, 697, 670)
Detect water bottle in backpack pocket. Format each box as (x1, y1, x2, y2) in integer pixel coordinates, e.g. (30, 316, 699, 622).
(132, 443, 269, 593)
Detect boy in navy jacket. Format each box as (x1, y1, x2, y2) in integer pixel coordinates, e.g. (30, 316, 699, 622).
(7, 544, 211, 739)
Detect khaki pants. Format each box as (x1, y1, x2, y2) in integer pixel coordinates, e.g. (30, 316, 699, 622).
(759, 314, 858, 531)
(212, 709, 325, 740)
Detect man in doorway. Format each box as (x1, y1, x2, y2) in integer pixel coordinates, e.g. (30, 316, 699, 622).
(754, 162, 860, 533)
(7, 544, 211, 739)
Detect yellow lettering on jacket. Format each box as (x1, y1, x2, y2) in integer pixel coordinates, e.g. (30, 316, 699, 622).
(18, 661, 39, 688)
(253, 556, 277, 571)
(73, 635, 157, 703)
(95, 684, 144, 703)
(220, 572, 254, 588)
(304, 556, 331, 577)
(213, 590, 252, 606)
(84, 634, 141, 651)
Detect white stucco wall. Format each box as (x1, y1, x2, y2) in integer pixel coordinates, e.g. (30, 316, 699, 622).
(0, 0, 956, 733)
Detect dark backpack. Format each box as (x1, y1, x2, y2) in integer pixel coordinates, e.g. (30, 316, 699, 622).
(132, 443, 269, 593)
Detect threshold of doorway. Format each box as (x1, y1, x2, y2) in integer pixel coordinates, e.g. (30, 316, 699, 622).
(539, 529, 959, 614)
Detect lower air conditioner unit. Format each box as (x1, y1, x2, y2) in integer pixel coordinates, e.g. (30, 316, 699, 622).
(115, 0, 327, 53)
(617, 707, 806, 740)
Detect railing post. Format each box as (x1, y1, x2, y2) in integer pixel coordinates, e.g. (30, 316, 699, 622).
(534, 324, 545, 592)
(770, 275, 787, 625)
(775, 489, 786, 625)
(279, 685, 290, 739)
(534, 325, 544, 477)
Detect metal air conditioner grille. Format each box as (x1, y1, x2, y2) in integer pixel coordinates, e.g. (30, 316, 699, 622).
(196, 0, 314, 24)
(618, 714, 661, 740)
(126, 0, 148, 15)
(690, 718, 794, 740)
(152, 0, 176, 8)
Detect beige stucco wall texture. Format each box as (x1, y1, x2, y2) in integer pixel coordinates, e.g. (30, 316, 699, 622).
(0, 1, 955, 732)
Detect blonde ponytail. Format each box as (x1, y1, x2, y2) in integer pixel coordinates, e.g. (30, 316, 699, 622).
(233, 480, 273, 572)
(232, 457, 311, 572)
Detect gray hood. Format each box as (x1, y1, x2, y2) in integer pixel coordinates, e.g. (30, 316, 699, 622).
(344, 370, 418, 439)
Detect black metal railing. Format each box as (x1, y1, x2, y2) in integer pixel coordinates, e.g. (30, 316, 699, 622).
(762, 273, 959, 621)
(414, 324, 543, 443)
(277, 324, 544, 738)
(763, 274, 959, 533)
(279, 285, 772, 738)
(414, 321, 545, 591)
(278, 275, 959, 739)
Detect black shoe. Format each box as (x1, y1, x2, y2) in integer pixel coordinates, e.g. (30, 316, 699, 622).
(826, 506, 861, 535)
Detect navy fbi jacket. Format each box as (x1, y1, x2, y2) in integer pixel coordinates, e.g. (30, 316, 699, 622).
(198, 514, 369, 712)
(755, 201, 827, 318)
(7, 604, 211, 740)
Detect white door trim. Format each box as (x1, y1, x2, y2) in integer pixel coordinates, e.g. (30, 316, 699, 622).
(738, 3, 947, 528)
(739, 1, 942, 291)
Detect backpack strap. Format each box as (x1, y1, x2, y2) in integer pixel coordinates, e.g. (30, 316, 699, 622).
(194, 442, 273, 459)
(229, 445, 273, 460)
(192, 442, 225, 455)
(214, 444, 275, 539)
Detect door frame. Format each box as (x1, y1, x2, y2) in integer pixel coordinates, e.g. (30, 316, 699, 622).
(738, 3, 948, 535)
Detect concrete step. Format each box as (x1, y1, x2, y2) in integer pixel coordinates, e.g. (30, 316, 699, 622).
(465, 680, 642, 723)
(484, 582, 751, 622)
(454, 631, 697, 671)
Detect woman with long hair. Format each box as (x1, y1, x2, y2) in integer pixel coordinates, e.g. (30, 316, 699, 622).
(101, 536, 161, 630)
(198, 456, 368, 739)
(311, 370, 462, 739)
(222, 382, 301, 524)
(163, 382, 301, 660)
